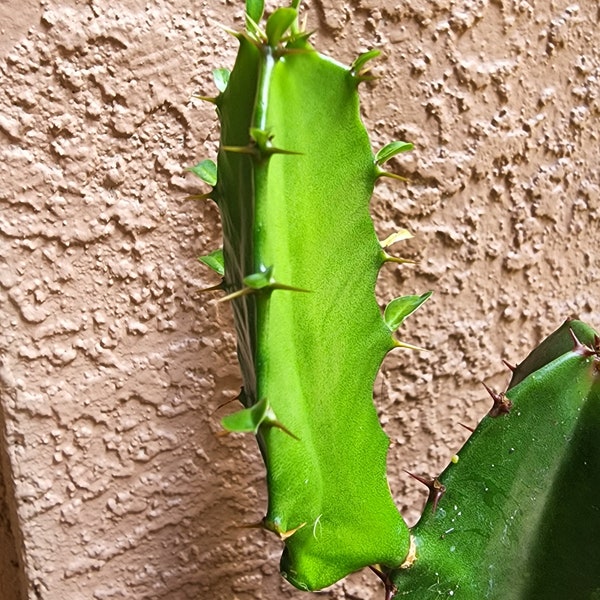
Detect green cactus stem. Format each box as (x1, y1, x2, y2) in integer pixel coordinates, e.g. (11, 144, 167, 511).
(195, 1, 429, 590)
(389, 319, 600, 599)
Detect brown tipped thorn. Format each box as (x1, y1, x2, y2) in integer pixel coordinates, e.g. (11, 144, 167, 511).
(210, 389, 244, 417)
(482, 382, 512, 417)
(459, 422, 475, 433)
(404, 471, 446, 513)
(502, 359, 516, 372)
(236, 519, 266, 531)
(194, 281, 224, 297)
(193, 94, 218, 104)
(270, 419, 300, 441)
(369, 566, 397, 600)
(569, 328, 595, 357)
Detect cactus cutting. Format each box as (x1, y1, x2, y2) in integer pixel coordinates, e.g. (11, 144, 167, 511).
(194, 1, 600, 597)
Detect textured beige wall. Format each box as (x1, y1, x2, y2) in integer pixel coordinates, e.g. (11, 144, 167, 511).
(0, 0, 598, 599)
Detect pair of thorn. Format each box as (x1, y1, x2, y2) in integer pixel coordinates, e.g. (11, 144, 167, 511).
(403, 378, 514, 515)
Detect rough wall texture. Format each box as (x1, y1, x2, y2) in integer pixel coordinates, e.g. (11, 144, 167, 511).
(0, 0, 598, 599)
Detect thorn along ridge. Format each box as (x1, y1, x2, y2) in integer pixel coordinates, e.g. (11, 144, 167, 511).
(405, 471, 446, 513)
(482, 382, 512, 417)
(502, 359, 516, 372)
(569, 328, 597, 357)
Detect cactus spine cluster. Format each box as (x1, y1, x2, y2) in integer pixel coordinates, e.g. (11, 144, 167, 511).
(195, 1, 600, 597)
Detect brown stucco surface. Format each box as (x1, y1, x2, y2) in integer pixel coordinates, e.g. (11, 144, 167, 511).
(0, 0, 598, 598)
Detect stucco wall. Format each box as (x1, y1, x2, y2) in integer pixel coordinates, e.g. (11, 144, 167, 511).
(0, 0, 598, 599)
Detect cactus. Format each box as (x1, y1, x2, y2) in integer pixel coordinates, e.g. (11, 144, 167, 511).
(388, 318, 600, 599)
(195, 1, 600, 596)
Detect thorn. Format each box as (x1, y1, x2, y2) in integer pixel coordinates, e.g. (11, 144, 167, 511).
(222, 144, 257, 155)
(194, 281, 224, 296)
(380, 229, 413, 248)
(369, 566, 397, 600)
(214, 20, 243, 40)
(192, 94, 218, 104)
(222, 144, 301, 160)
(263, 146, 303, 157)
(269, 418, 300, 441)
(353, 73, 380, 85)
(405, 471, 446, 513)
(249, 129, 302, 158)
(393, 339, 428, 352)
(482, 382, 512, 417)
(210, 395, 240, 416)
(270, 282, 312, 294)
(569, 328, 595, 357)
(459, 422, 475, 433)
(218, 287, 254, 302)
(502, 359, 516, 372)
(211, 387, 247, 416)
(382, 251, 416, 265)
(376, 168, 410, 183)
(186, 192, 214, 201)
(235, 519, 266, 530)
(278, 44, 314, 56)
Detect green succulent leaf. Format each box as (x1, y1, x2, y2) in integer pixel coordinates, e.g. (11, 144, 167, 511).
(188, 159, 217, 186)
(265, 7, 297, 46)
(212, 68, 230, 93)
(243, 267, 274, 289)
(222, 396, 270, 434)
(250, 127, 271, 149)
(384, 292, 432, 331)
(380, 228, 413, 248)
(375, 141, 414, 166)
(350, 49, 381, 75)
(246, 0, 264, 24)
(198, 248, 224, 276)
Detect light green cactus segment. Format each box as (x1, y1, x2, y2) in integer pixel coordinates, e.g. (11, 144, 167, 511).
(207, 3, 419, 590)
(391, 321, 600, 599)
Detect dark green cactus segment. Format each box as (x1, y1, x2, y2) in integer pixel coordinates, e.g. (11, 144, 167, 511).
(390, 323, 600, 599)
(508, 317, 597, 388)
(207, 4, 422, 590)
